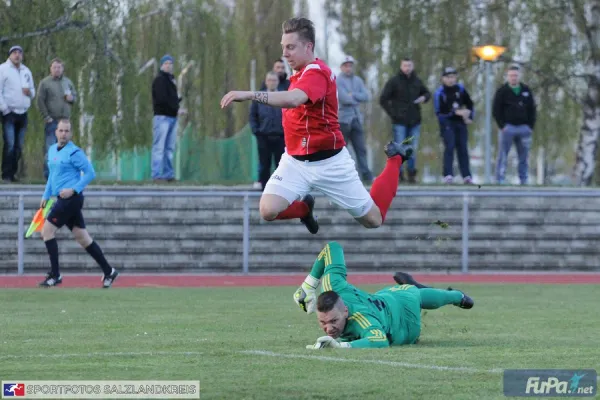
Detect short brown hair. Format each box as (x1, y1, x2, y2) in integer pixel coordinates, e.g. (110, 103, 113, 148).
(50, 58, 64, 66)
(317, 291, 340, 313)
(57, 118, 71, 126)
(282, 17, 316, 48)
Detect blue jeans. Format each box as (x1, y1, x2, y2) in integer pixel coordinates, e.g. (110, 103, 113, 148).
(392, 124, 420, 173)
(496, 124, 532, 184)
(151, 115, 178, 180)
(44, 120, 58, 179)
(1, 112, 28, 181)
(440, 120, 471, 178)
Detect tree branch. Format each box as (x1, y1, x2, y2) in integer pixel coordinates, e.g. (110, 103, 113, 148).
(0, 0, 91, 43)
(504, 57, 584, 104)
(0, 20, 90, 43)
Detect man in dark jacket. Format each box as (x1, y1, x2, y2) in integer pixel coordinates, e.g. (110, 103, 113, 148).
(434, 67, 475, 184)
(151, 54, 182, 181)
(379, 58, 431, 183)
(260, 59, 290, 92)
(493, 65, 537, 185)
(249, 72, 285, 190)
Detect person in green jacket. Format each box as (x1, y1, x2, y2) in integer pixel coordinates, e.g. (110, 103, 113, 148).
(294, 241, 474, 349)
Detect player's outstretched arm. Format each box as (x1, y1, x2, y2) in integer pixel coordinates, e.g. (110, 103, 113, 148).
(320, 241, 348, 291)
(294, 241, 348, 314)
(306, 330, 390, 349)
(345, 315, 390, 348)
(345, 332, 390, 349)
(293, 251, 324, 314)
(293, 241, 330, 313)
(220, 89, 308, 109)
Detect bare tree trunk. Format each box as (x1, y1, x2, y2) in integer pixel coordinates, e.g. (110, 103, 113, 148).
(572, 0, 600, 185)
(573, 72, 600, 185)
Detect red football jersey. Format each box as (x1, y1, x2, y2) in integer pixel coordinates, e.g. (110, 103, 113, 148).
(282, 58, 346, 155)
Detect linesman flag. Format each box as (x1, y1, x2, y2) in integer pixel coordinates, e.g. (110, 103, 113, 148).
(25, 199, 55, 238)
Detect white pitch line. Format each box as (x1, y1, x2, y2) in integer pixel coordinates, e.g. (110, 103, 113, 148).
(0, 351, 202, 361)
(241, 350, 503, 374)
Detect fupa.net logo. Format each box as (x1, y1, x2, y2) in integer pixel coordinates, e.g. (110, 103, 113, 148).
(526, 373, 595, 396)
(504, 369, 597, 397)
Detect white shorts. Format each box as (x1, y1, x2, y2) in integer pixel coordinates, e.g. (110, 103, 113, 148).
(263, 146, 374, 218)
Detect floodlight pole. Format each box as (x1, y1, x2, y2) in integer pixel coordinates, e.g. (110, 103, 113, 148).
(484, 61, 493, 184)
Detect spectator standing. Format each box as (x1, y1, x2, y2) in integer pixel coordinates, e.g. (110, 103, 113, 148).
(37, 58, 77, 179)
(379, 57, 430, 183)
(151, 54, 182, 182)
(254, 59, 290, 189)
(337, 56, 373, 183)
(0, 45, 35, 182)
(249, 72, 285, 190)
(493, 65, 537, 185)
(433, 67, 475, 184)
(260, 59, 291, 91)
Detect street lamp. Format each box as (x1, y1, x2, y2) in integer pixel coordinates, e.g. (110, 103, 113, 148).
(472, 45, 506, 184)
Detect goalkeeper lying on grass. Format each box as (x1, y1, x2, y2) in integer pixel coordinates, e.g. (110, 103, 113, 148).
(293, 241, 474, 349)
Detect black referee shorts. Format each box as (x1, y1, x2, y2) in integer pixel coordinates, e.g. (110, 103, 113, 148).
(46, 194, 86, 231)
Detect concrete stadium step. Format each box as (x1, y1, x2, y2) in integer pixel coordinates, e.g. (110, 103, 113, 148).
(2, 186, 600, 273)
(4, 230, 600, 243)
(5, 238, 600, 256)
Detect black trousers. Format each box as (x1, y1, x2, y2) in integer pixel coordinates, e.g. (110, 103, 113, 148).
(256, 135, 285, 190)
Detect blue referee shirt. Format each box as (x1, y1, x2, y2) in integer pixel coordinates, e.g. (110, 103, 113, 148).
(42, 141, 96, 201)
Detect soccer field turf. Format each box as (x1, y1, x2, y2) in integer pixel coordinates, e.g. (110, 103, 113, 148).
(2, 283, 599, 399)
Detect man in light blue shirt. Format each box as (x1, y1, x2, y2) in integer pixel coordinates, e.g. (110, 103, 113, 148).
(39, 119, 119, 288)
(337, 56, 373, 183)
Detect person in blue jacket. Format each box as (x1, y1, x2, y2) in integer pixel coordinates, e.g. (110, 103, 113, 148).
(434, 67, 475, 184)
(39, 119, 119, 288)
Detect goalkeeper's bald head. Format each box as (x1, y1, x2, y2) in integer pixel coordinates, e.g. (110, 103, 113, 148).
(316, 291, 348, 339)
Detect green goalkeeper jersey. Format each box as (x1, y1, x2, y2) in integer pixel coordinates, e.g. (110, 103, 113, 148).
(309, 241, 422, 348)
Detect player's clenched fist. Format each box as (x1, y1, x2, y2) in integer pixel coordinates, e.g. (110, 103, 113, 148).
(293, 274, 320, 314)
(306, 336, 351, 349)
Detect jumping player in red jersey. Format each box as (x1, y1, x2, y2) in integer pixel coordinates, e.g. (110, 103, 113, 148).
(220, 17, 412, 234)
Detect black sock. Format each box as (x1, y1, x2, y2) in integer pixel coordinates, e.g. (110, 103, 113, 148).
(44, 238, 60, 277)
(85, 241, 112, 275)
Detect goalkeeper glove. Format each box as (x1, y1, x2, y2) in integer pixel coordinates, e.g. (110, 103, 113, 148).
(306, 336, 351, 349)
(293, 275, 319, 314)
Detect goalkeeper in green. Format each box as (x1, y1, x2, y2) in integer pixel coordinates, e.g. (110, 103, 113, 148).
(293, 241, 474, 349)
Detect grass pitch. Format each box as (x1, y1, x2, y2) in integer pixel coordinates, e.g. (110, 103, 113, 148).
(1, 283, 599, 399)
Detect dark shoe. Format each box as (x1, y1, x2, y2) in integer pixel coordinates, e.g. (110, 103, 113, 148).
(408, 169, 418, 184)
(384, 141, 413, 163)
(39, 273, 62, 287)
(393, 271, 429, 289)
(448, 287, 474, 309)
(102, 268, 119, 288)
(299, 194, 319, 234)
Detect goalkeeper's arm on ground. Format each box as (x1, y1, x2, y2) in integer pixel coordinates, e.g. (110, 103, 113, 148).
(294, 242, 348, 313)
(307, 327, 390, 349)
(344, 327, 390, 348)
